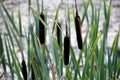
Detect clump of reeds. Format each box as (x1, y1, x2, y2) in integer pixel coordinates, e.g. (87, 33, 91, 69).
(64, 21, 70, 65)
(39, 0, 45, 44)
(56, 22, 61, 46)
(21, 60, 27, 80)
(74, 0, 83, 50)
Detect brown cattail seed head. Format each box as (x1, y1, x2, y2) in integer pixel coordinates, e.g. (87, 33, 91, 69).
(39, 12, 45, 44)
(56, 22, 61, 46)
(21, 60, 27, 80)
(75, 15, 83, 50)
(64, 35, 70, 65)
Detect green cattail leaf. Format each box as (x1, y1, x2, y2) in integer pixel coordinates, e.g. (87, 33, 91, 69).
(70, 46, 81, 79)
(3, 16, 21, 71)
(90, 31, 103, 55)
(81, 0, 91, 24)
(1, 3, 20, 36)
(51, 37, 59, 76)
(4, 38, 14, 79)
(82, 31, 103, 80)
(103, 0, 107, 20)
(31, 65, 35, 80)
(9, 24, 24, 59)
(3, 15, 14, 49)
(0, 35, 6, 74)
(66, 66, 73, 80)
(30, 27, 49, 80)
(7, 38, 23, 80)
(33, 14, 39, 36)
(18, 8, 22, 36)
(111, 31, 119, 78)
(108, 51, 112, 79)
(52, 5, 60, 34)
(117, 61, 120, 78)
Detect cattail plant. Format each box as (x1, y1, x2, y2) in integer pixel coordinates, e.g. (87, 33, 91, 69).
(64, 21, 70, 65)
(21, 60, 27, 80)
(39, 0, 45, 44)
(56, 22, 61, 46)
(74, 0, 83, 50)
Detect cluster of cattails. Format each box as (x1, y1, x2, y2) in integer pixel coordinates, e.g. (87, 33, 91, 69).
(74, 0, 83, 50)
(21, 60, 27, 80)
(64, 21, 70, 65)
(39, 0, 45, 44)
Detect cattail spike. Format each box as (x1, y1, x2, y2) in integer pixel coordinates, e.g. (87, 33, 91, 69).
(74, 0, 83, 50)
(21, 60, 27, 80)
(75, 15, 83, 49)
(64, 36, 70, 65)
(39, 12, 45, 44)
(39, 0, 45, 44)
(64, 21, 70, 65)
(56, 22, 61, 46)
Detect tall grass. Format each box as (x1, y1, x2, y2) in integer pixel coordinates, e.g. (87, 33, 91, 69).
(0, 0, 120, 79)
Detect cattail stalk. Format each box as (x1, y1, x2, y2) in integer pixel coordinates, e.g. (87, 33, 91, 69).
(75, 0, 83, 49)
(21, 60, 27, 80)
(64, 21, 70, 65)
(39, 0, 45, 44)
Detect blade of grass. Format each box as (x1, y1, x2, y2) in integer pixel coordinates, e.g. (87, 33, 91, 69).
(108, 50, 112, 79)
(82, 0, 91, 24)
(9, 25, 24, 60)
(70, 46, 81, 79)
(82, 31, 103, 80)
(111, 31, 119, 79)
(1, 3, 20, 36)
(66, 66, 73, 80)
(3, 16, 22, 71)
(117, 61, 120, 78)
(51, 37, 60, 78)
(18, 8, 22, 36)
(7, 37, 23, 80)
(52, 5, 60, 34)
(2, 15, 14, 49)
(4, 37, 14, 79)
(0, 35, 6, 74)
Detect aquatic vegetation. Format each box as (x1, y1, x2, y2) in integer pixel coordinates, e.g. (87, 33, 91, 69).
(0, 0, 120, 79)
